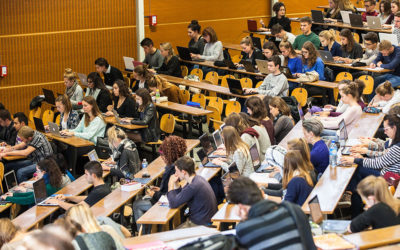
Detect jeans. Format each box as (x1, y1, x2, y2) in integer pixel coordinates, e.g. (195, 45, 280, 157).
(347, 166, 380, 192)
(374, 74, 400, 88)
(132, 198, 152, 233)
(4, 159, 34, 182)
(17, 164, 37, 183)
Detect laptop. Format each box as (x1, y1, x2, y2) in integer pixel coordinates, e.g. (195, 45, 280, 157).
(251, 36, 262, 50)
(367, 16, 391, 30)
(255, 59, 270, 74)
(338, 119, 360, 155)
(227, 78, 251, 96)
(311, 10, 325, 23)
(349, 13, 364, 28)
(42, 88, 56, 105)
(281, 66, 296, 79)
(77, 73, 88, 87)
(176, 46, 205, 62)
(48, 122, 71, 138)
(88, 149, 100, 162)
(340, 10, 351, 24)
(199, 133, 216, 156)
(247, 19, 258, 32)
(33, 117, 46, 133)
(32, 178, 58, 206)
(318, 50, 344, 64)
(242, 60, 256, 73)
(379, 33, 399, 45)
(112, 110, 130, 125)
(4, 171, 18, 193)
(249, 144, 261, 170)
(212, 129, 224, 148)
(224, 58, 238, 69)
(197, 149, 220, 168)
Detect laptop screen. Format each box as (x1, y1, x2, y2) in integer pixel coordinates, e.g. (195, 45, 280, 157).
(33, 178, 47, 204)
(250, 144, 260, 170)
(213, 130, 223, 148)
(199, 134, 215, 155)
(309, 195, 323, 224)
(197, 149, 208, 166)
(339, 119, 348, 143)
(5, 171, 17, 191)
(87, 150, 99, 162)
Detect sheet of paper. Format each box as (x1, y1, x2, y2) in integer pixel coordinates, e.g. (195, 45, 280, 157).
(249, 173, 279, 184)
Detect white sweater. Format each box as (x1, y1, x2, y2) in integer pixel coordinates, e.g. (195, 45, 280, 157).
(321, 104, 362, 132)
(378, 90, 400, 114)
(200, 41, 224, 61)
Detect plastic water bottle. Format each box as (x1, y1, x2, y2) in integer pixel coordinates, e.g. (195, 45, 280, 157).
(142, 159, 149, 176)
(155, 89, 160, 103)
(329, 141, 338, 167)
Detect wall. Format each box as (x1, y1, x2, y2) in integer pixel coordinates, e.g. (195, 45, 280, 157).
(0, 0, 327, 115)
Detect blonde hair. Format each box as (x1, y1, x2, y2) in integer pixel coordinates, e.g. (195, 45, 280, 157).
(319, 29, 336, 43)
(64, 68, 76, 81)
(160, 42, 175, 63)
(66, 203, 101, 233)
(357, 176, 400, 215)
(240, 36, 255, 50)
(222, 126, 250, 159)
(379, 40, 393, 51)
(148, 75, 172, 96)
(107, 126, 127, 145)
(0, 218, 18, 247)
(287, 138, 314, 172)
(282, 150, 314, 189)
(18, 126, 34, 139)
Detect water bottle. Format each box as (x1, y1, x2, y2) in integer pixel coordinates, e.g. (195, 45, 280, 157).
(142, 158, 149, 176)
(329, 140, 338, 167)
(155, 89, 160, 103)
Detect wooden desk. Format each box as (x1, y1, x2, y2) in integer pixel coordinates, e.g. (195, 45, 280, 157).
(2, 155, 26, 161)
(343, 225, 400, 249)
(324, 62, 392, 73)
(211, 203, 241, 223)
(103, 116, 147, 130)
(301, 165, 356, 214)
(222, 42, 242, 52)
(0, 203, 12, 214)
(348, 113, 385, 139)
(155, 101, 213, 138)
(123, 226, 219, 246)
(316, 5, 366, 12)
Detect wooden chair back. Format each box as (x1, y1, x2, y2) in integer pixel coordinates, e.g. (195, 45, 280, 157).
(225, 100, 241, 116)
(208, 97, 224, 115)
(181, 65, 189, 77)
(358, 75, 374, 95)
(42, 109, 55, 125)
(190, 68, 204, 80)
(179, 89, 191, 104)
(220, 75, 235, 88)
(240, 77, 253, 89)
(192, 93, 206, 108)
(205, 71, 219, 85)
(160, 114, 175, 134)
(291, 88, 308, 107)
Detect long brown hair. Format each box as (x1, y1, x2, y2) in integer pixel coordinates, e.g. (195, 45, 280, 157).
(222, 126, 250, 158)
(245, 96, 268, 121)
(282, 150, 314, 189)
(135, 88, 153, 111)
(202, 27, 218, 43)
(301, 41, 318, 67)
(279, 41, 297, 67)
(37, 158, 63, 188)
(340, 28, 355, 53)
(269, 96, 291, 116)
(133, 64, 154, 81)
(55, 94, 72, 115)
(224, 112, 248, 134)
(82, 96, 102, 127)
(113, 79, 131, 98)
(357, 176, 400, 215)
(287, 138, 314, 172)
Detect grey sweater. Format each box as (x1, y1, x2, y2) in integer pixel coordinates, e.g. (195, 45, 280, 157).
(200, 41, 224, 61)
(360, 47, 379, 65)
(144, 49, 164, 69)
(254, 73, 289, 96)
(221, 148, 254, 177)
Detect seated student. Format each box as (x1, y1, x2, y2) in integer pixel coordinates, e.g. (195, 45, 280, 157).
(324, 0, 341, 20)
(353, 32, 380, 71)
(287, 139, 317, 182)
(122, 88, 160, 143)
(269, 96, 294, 144)
(131, 64, 152, 93)
(62, 96, 106, 145)
(154, 42, 182, 77)
(319, 30, 342, 57)
(85, 72, 112, 113)
(101, 126, 140, 179)
(47, 161, 111, 209)
(379, 0, 392, 24)
(261, 42, 284, 64)
(260, 2, 292, 32)
(0, 126, 53, 182)
(342, 0, 358, 13)
(246, 96, 275, 145)
(187, 20, 205, 54)
(11, 112, 28, 146)
(362, 0, 379, 22)
(334, 29, 363, 64)
(271, 24, 296, 45)
(369, 81, 400, 114)
(279, 41, 302, 77)
(190, 26, 223, 62)
(105, 80, 136, 118)
(325, 80, 351, 115)
(237, 36, 263, 67)
(94, 57, 123, 89)
(1, 158, 64, 205)
(147, 75, 182, 103)
(0, 109, 17, 146)
(386, 0, 400, 24)
(63, 68, 83, 110)
(140, 38, 164, 70)
(292, 16, 320, 51)
(51, 153, 75, 186)
(0, 218, 28, 249)
(212, 126, 254, 177)
(282, 150, 314, 206)
(244, 56, 289, 96)
(51, 95, 79, 131)
(167, 156, 217, 227)
(371, 40, 400, 88)
(294, 41, 326, 81)
(227, 177, 316, 250)
(302, 119, 330, 175)
(393, 11, 400, 42)
(349, 176, 400, 233)
(132, 136, 187, 232)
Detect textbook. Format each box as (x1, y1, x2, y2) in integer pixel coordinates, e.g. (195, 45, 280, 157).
(121, 182, 141, 192)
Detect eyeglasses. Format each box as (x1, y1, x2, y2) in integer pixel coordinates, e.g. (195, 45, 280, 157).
(301, 51, 309, 54)
(383, 126, 392, 132)
(365, 5, 371, 8)
(364, 42, 374, 46)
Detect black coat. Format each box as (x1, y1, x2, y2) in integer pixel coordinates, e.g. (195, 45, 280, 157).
(131, 103, 160, 142)
(156, 56, 182, 77)
(113, 96, 137, 118)
(104, 66, 123, 87)
(96, 89, 113, 113)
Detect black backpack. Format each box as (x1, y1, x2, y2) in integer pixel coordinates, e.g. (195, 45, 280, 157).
(282, 96, 300, 123)
(178, 234, 237, 250)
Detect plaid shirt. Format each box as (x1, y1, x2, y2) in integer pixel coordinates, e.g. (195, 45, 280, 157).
(27, 131, 53, 163)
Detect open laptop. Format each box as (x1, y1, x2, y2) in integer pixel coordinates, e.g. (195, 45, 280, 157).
(249, 144, 261, 170)
(224, 58, 237, 69)
(379, 33, 399, 45)
(311, 10, 328, 23)
(367, 16, 391, 30)
(112, 110, 130, 125)
(281, 66, 296, 79)
(349, 13, 364, 28)
(77, 73, 88, 87)
(42, 88, 56, 105)
(242, 60, 257, 73)
(340, 10, 351, 24)
(88, 149, 100, 162)
(318, 50, 344, 64)
(33, 117, 46, 133)
(255, 59, 270, 74)
(339, 119, 360, 155)
(33, 178, 59, 206)
(48, 122, 71, 138)
(251, 36, 262, 50)
(197, 149, 220, 168)
(176, 46, 205, 62)
(212, 129, 224, 148)
(4, 171, 18, 193)
(227, 78, 251, 96)
(247, 19, 258, 32)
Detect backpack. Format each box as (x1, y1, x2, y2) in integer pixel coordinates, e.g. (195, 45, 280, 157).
(178, 234, 237, 250)
(282, 96, 300, 123)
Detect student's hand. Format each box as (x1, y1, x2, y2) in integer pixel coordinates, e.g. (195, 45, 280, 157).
(107, 105, 114, 112)
(0, 142, 6, 147)
(170, 174, 180, 188)
(45, 198, 59, 205)
(190, 53, 201, 59)
(213, 149, 226, 156)
(324, 104, 335, 109)
(350, 153, 363, 159)
(150, 186, 160, 192)
(259, 19, 265, 27)
(350, 146, 368, 155)
(369, 63, 376, 69)
(343, 58, 353, 64)
(105, 111, 114, 117)
(358, 137, 372, 146)
(61, 130, 74, 136)
(54, 194, 66, 201)
(101, 165, 111, 171)
(0, 153, 6, 160)
(120, 117, 133, 122)
(13, 186, 27, 192)
(145, 188, 155, 197)
(340, 156, 355, 165)
(211, 158, 225, 166)
(377, 62, 383, 67)
(20, 182, 33, 189)
(333, 56, 341, 61)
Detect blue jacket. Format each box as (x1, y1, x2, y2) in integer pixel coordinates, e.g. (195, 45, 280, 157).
(287, 56, 303, 74)
(301, 57, 325, 80)
(324, 41, 342, 57)
(373, 45, 400, 76)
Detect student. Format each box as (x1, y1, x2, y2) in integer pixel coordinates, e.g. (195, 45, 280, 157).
(244, 55, 289, 96)
(131, 64, 152, 93)
(302, 119, 329, 175)
(282, 150, 314, 206)
(369, 81, 400, 114)
(47, 161, 111, 209)
(260, 2, 292, 32)
(325, 0, 341, 20)
(261, 41, 284, 64)
(324, 80, 351, 115)
(132, 136, 187, 232)
(378, 0, 392, 23)
(94, 57, 123, 88)
(62, 96, 106, 145)
(51, 153, 75, 186)
(393, 11, 400, 43)
(11, 112, 28, 146)
(354, 32, 380, 67)
(190, 27, 223, 61)
(147, 75, 182, 103)
(319, 29, 342, 57)
(53, 95, 80, 131)
(167, 156, 217, 227)
(286, 139, 317, 182)
(102, 126, 140, 179)
(237, 36, 263, 66)
(334, 29, 363, 64)
(341, 0, 358, 12)
(154, 42, 182, 77)
(122, 88, 160, 143)
(140, 38, 164, 70)
(212, 126, 254, 177)
(187, 20, 206, 55)
(0, 126, 53, 182)
(85, 72, 112, 113)
(1, 158, 64, 205)
(270, 24, 296, 45)
(386, 0, 400, 24)
(349, 176, 400, 233)
(227, 177, 316, 250)
(292, 16, 320, 51)
(106, 80, 136, 118)
(371, 40, 400, 88)
(0, 218, 27, 249)
(269, 96, 294, 144)
(295, 41, 326, 81)
(63, 68, 83, 109)
(0, 109, 17, 146)
(246, 96, 275, 145)
(279, 41, 302, 75)
(362, 0, 379, 22)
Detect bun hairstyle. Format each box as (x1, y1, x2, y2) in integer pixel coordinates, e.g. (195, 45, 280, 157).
(319, 29, 336, 42)
(64, 68, 76, 81)
(133, 64, 154, 80)
(341, 81, 359, 99)
(240, 36, 255, 50)
(188, 20, 201, 33)
(376, 81, 395, 96)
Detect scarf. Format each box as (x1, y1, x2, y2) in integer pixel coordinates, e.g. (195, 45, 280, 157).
(241, 127, 259, 138)
(65, 81, 78, 98)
